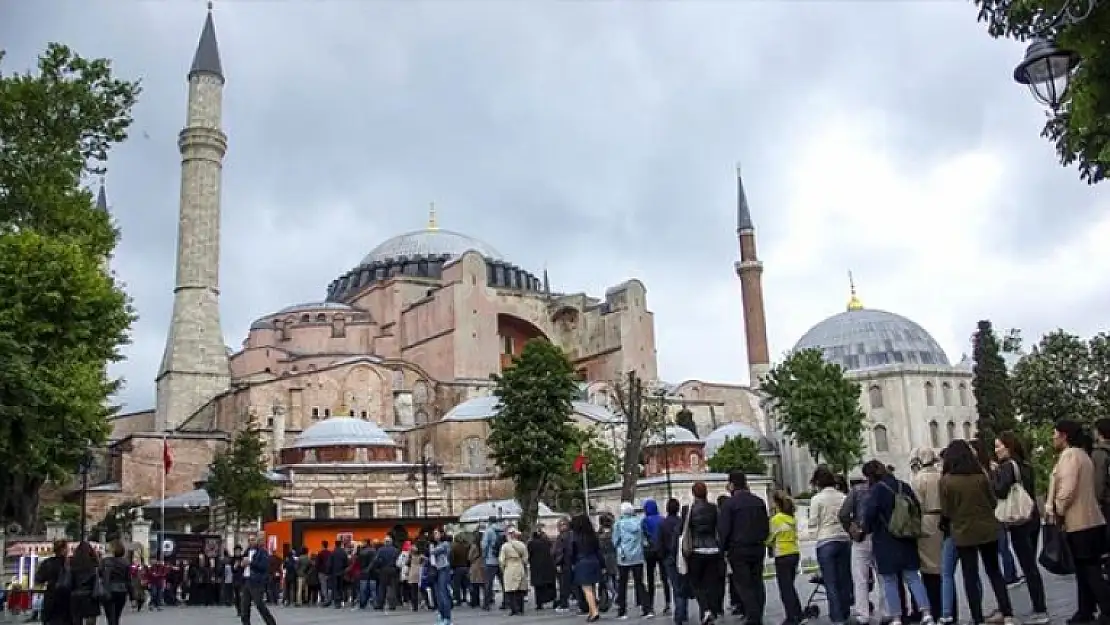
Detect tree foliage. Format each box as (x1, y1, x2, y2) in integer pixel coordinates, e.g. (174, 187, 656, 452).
(205, 426, 273, 531)
(489, 339, 579, 533)
(972, 320, 1018, 445)
(546, 428, 620, 514)
(674, 406, 697, 436)
(762, 348, 866, 475)
(974, 0, 1110, 184)
(0, 44, 139, 530)
(707, 435, 767, 475)
(610, 372, 668, 503)
(1010, 329, 1110, 427)
(91, 497, 144, 542)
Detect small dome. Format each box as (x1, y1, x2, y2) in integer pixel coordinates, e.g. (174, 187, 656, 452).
(443, 396, 620, 424)
(645, 425, 702, 447)
(291, 417, 396, 449)
(793, 308, 950, 372)
(459, 499, 557, 523)
(361, 229, 503, 265)
(704, 422, 775, 457)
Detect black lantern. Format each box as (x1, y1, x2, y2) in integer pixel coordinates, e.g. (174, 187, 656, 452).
(1014, 37, 1080, 109)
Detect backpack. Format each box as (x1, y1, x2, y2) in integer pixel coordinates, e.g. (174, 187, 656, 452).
(881, 481, 923, 539)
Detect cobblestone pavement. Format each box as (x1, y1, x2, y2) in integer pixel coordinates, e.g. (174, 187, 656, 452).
(33, 570, 1075, 625)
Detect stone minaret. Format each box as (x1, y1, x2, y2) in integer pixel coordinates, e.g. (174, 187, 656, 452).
(733, 166, 771, 387)
(155, 8, 231, 431)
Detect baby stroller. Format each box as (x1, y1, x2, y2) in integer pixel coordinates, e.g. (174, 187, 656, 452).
(802, 569, 874, 620)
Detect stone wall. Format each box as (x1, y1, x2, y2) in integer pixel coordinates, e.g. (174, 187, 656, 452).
(279, 467, 446, 519)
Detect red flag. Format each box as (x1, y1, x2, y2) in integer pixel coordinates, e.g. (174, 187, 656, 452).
(163, 439, 173, 474)
(573, 453, 588, 474)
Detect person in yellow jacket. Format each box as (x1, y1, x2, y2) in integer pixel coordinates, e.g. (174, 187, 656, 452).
(767, 491, 803, 625)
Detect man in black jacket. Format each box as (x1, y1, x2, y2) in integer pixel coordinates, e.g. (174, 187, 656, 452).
(371, 538, 400, 611)
(658, 498, 687, 624)
(718, 471, 769, 625)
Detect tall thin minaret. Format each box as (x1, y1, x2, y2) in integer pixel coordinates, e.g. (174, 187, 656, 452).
(733, 165, 771, 387)
(155, 6, 231, 431)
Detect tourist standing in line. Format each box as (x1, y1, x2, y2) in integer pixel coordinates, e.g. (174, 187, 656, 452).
(840, 478, 885, 623)
(911, 448, 945, 618)
(992, 432, 1048, 625)
(612, 501, 650, 618)
(569, 514, 603, 621)
(642, 499, 672, 616)
(686, 483, 723, 625)
(314, 541, 330, 606)
(659, 498, 689, 625)
(430, 528, 453, 625)
(810, 466, 852, 625)
(499, 527, 530, 615)
(861, 460, 933, 625)
(597, 513, 619, 613)
(553, 517, 576, 613)
(240, 535, 277, 625)
(719, 471, 770, 625)
(768, 491, 803, 625)
(526, 530, 557, 609)
(101, 541, 132, 625)
(449, 533, 469, 607)
(466, 533, 485, 608)
(1049, 420, 1110, 623)
(480, 517, 504, 610)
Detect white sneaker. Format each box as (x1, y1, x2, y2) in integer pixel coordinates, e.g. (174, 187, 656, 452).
(1026, 613, 1050, 625)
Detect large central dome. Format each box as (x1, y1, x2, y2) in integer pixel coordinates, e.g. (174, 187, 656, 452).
(361, 229, 503, 265)
(793, 308, 950, 372)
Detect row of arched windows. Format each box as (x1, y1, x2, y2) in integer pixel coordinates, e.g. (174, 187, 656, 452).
(870, 420, 975, 454)
(868, 381, 970, 410)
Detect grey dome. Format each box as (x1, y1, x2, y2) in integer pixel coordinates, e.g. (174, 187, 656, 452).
(704, 422, 775, 457)
(443, 396, 621, 424)
(292, 417, 397, 449)
(361, 229, 503, 265)
(793, 308, 950, 372)
(645, 425, 703, 447)
(458, 499, 558, 523)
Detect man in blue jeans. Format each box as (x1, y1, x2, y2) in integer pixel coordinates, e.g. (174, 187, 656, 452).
(480, 517, 504, 610)
(659, 498, 689, 624)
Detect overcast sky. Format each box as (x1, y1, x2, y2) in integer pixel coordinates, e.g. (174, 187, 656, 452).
(3, 1, 1108, 412)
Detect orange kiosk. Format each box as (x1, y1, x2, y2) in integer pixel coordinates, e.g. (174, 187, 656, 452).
(264, 516, 458, 554)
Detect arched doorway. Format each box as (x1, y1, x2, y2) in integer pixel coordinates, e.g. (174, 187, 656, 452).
(496, 314, 547, 370)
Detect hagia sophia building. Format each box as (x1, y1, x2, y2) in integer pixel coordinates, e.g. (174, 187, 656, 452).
(76, 9, 980, 527)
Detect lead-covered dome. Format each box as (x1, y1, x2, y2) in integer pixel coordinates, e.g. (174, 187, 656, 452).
(292, 417, 397, 449)
(704, 422, 776, 457)
(793, 308, 949, 372)
(361, 229, 503, 265)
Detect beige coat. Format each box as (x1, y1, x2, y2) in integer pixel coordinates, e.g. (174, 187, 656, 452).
(1049, 446, 1106, 533)
(498, 539, 529, 592)
(911, 465, 944, 574)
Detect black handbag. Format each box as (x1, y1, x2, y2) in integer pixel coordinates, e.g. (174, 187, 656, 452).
(1039, 522, 1075, 575)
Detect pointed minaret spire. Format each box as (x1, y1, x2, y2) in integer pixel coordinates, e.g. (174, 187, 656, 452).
(189, 3, 223, 82)
(95, 178, 108, 212)
(733, 164, 770, 387)
(543, 266, 551, 297)
(427, 201, 438, 230)
(736, 164, 754, 232)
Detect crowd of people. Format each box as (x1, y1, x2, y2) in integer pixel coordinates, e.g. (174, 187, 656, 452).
(18, 417, 1110, 625)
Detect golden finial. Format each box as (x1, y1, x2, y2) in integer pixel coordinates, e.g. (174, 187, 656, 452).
(847, 271, 863, 311)
(427, 202, 438, 230)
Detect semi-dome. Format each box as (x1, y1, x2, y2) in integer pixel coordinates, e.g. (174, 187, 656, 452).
(704, 422, 776, 457)
(291, 417, 397, 449)
(443, 396, 621, 424)
(793, 308, 950, 372)
(645, 425, 702, 447)
(458, 499, 557, 523)
(361, 229, 503, 265)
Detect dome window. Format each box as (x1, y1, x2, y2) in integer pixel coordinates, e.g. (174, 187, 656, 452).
(873, 425, 889, 453)
(868, 385, 884, 409)
(947, 421, 956, 442)
(958, 384, 968, 406)
(942, 382, 953, 406)
(924, 382, 936, 407)
(929, 421, 940, 448)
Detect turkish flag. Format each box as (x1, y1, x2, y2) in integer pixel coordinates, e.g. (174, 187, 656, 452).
(163, 439, 173, 474)
(573, 454, 588, 474)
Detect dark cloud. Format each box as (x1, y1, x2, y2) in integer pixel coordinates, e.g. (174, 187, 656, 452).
(2, 0, 1106, 410)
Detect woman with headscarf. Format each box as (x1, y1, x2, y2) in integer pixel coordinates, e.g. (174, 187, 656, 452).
(910, 447, 944, 618)
(526, 530, 557, 609)
(1049, 420, 1110, 623)
(498, 527, 530, 615)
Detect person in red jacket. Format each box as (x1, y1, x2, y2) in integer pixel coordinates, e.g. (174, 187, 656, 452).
(314, 542, 331, 606)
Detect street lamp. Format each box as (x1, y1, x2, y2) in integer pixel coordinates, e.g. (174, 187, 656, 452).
(408, 454, 442, 519)
(1012, 0, 1098, 109)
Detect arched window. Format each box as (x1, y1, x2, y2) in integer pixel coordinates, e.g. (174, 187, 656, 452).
(316, 313, 327, 322)
(460, 437, 486, 473)
(422, 441, 434, 462)
(942, 382, 953, 406)
(689, 453, 700, 471)
(924, 382, 936, 407)
(873, 425, 889, 453)
(963, 422, 973, 440)
(947, 421, 956, 442)
(958, 384, 968, 406)
(868, 385, 884, 409)
(929, 421, 940, 448)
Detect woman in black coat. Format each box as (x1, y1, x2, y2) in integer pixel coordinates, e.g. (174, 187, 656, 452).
(101, 541, 132, 625)
(68, 541, 102, 625)
(33, 540, 70, 625)
(526, 531, 557, 609)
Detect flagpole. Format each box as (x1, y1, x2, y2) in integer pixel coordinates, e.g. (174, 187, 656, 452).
(582, 460, 590, 518)
(161, 432, 166, 557)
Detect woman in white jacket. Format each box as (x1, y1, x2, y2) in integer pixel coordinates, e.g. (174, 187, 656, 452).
(810, 466, 852, 625)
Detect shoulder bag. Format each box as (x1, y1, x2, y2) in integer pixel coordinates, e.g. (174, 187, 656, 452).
(995, 460, 1036, 524)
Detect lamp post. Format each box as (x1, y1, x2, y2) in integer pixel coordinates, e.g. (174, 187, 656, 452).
(654, 389, 672, 500)
(1012, 0, 1099, 109)
(78, 446, 95, 541)
(410, 455, 442, 519)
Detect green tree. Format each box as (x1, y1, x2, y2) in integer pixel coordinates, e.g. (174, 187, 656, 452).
(974, 0, 1110, 184)
(610, 373, 668, 502)
(0, 45, 139, 530)
(762, 348, 866, 475)
(489, 339, 579, 533)
(674, 405, 697, 436)
(205, 426, 273, 534)
(547, 428, 620, 514)
(1011, 330, 1110, 427)
(972, 320, 1018, 446)
(707, 435, 767, 475)
(1014, 421, 1057, 496)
